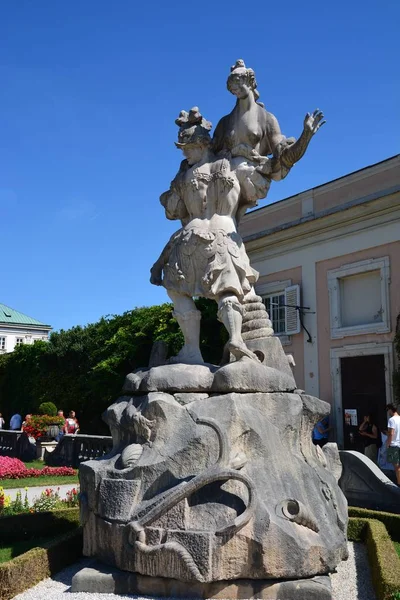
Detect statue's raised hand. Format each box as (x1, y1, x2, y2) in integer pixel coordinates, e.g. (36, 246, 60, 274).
(303, 109, 325, 137)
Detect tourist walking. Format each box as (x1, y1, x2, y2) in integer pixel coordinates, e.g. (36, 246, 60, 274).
(312, 415, 331, 448)
(359, 413, 380, 464)
(9, 412, 22, 430)
(55, 409, 67, 441)
(22, 414, 32, 429)
(65, 410, 79, 434)
(386, 404, 400, 485)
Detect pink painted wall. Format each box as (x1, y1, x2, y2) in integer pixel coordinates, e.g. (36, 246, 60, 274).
(316, 241, 400, 406)
(256, 266, 304, 389)
(241, 158, 399, 239)
(314, 166, 399, 214)
(240, 200, 301, 238)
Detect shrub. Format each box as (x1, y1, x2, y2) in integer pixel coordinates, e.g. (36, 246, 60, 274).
(38, 402, 57, 416)
(0, 528, 82, 600)
(349, 506, 400, 542)
(0, 507, 79, 543)
(348, 517, 400, 599)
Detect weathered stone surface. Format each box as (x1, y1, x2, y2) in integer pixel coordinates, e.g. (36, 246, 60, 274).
(339, 450, 400, 513)
(98, 478, 140, 521)
(245, 334, 296, 378)
(80, 389, 348, 583)
(212, 357, 296, 393)
(72, 562, 333, 599)
(122, 372, 143, 393)
(139, 364, 216, 393)
(174, 392, 209, 405)
(149, 340, 168, 367)
(323, 442, 343, 482)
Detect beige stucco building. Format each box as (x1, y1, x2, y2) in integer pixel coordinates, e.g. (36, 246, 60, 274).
(241, 155, 400, 449)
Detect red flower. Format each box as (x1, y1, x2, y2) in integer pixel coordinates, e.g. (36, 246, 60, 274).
(0, 457, 77, 480)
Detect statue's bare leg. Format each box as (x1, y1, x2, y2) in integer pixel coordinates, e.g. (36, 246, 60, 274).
(167, 290, 204, 365)
(217, 294, 259, 363)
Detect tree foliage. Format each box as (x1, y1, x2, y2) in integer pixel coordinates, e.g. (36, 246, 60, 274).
(0, 300, 226, 433)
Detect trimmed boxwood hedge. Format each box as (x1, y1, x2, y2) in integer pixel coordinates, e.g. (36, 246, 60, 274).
(0, 507, 79, 544)
(0, 528, 82, 600)
(1, 508, 400, 600)
(348, 516, 400, 600)
(349, 506, 400, 542)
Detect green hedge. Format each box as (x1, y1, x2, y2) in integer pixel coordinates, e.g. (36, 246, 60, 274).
(0, 528, 82, 600)
(348, 517, 400, 600)
(0, 507, 79, 544)
(349, 507, 400, 542)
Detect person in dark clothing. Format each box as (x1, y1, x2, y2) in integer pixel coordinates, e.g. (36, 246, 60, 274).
(359, 413, 380, 464)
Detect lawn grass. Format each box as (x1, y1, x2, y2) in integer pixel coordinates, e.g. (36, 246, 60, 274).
(0, 459, 79, 489)
(1, 475, 79, 489)
(0, 536, 55, 564)
(23, 460, 47, 470)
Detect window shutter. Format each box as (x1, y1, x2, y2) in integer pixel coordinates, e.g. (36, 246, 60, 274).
(285, 284, 301, 335)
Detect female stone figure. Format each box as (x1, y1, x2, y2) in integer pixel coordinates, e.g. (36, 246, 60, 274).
(151, 107, 269, 365)
(213, 59, 325, 215)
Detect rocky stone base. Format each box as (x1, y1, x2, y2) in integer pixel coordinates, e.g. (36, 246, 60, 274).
(71, 561, 333, 599)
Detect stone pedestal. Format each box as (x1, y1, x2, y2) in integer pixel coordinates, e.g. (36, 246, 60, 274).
(72, 560, 333, 599)
(78, 358, 348, 596)
(36, 440, 57, 461)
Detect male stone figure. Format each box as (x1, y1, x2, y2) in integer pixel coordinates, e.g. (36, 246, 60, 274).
(151, 107, 270, 364)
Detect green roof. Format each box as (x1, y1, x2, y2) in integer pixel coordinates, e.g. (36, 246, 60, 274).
(0, 303, 51, 328)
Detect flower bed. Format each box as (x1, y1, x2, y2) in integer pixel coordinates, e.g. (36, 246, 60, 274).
(0, 485, 79, 516)
(0, 457, 76, 480)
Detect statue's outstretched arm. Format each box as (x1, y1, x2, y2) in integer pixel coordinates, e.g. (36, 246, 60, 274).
(279, 109, 325, 169)
(262, 109, 325, 181)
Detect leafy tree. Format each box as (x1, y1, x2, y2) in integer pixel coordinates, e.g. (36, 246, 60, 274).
(0, 300, 226, 434)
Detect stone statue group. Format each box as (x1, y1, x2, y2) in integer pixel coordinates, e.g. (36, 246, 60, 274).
(151, 59, 324, 365)
(74, 61, 347, 600)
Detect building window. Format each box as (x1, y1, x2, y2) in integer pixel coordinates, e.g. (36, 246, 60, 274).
(15, 338, 24, 346)
(328, 256, 390, 339)
(256, 280, 301, 339)
(263, 293, 286, 334)
(0, 337, 6, 350)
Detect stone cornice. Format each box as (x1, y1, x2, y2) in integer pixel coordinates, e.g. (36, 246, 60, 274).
(243, 154, 400, 225)
(244, 187, 400, 260)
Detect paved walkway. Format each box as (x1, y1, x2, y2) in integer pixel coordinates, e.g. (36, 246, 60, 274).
(5, 483, 77, 503)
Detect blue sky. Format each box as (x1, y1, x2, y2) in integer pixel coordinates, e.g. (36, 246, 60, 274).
(1, 1, 399, 332)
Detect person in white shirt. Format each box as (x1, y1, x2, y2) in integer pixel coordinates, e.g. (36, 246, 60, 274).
(0, 412, 5, 429)
(386, 403, 400, 485)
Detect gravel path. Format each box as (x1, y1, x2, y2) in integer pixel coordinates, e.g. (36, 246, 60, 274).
(331, 543, 377, 600)
(12, 542, 377, 600)
(6, 484, 77, 503)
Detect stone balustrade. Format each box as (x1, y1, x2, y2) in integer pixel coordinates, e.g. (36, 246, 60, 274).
(0, 429, 24, 458)
(0, 429, 113, 467)
(44, 433, 113, 468)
